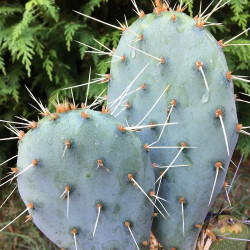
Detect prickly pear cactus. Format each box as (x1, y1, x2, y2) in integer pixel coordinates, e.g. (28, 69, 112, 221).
(108, 9, 239, 250)
(16, 108, 154, 249)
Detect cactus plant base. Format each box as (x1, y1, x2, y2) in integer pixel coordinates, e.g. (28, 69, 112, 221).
(197, 215, 249, 250)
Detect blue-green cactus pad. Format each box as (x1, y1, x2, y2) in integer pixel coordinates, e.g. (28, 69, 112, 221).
(17, 109, 154, 249)
(108, 11, 238, 250)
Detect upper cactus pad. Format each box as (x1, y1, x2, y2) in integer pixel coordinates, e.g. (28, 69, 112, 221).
(108, 10, 239, 249)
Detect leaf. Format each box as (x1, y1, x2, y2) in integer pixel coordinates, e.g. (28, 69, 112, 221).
(97, 58, 110, 74)
(229, 0, 248, 30)
(7, 29, 35, 77)
(35, 0, 60, 22)
(12, 9, 36, 42)
(0, 63, 24, 103)
(64, 22, 81, 51)
(34, 38, 44, 59)
(182, 0, 194, 16)
(99, 30, 121, 51)
(82, 0, 109, 16)
(0, 54, 6, 76)
(224, 39, 250, 72)
(231, 13, 248, 30)
(42, 50, 57, 81)
(43, 56, 54, 81)
(205, 17, 227, 34)
(0, 4, 23, 15)
(229, 0, 248, 15)
(111, 31, 121, 48)
(78, 32, 95, 59)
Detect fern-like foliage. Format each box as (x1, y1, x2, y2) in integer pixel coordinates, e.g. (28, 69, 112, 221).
(0, 54, 6, 76)
(229, 0, 248, 30)
(64, 23, 82, 51)
(182, 0, 194, 16)
(82, 0, 109, 16)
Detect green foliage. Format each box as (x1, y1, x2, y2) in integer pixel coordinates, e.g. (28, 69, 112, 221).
(82, 0, 109, 16)
(182, 0, 194, 16)
(42, 51, 56, 81)
(229, 0, 248, 30)
(64, 23, 82, 51)
(224, 40, 250, 73)
(0, 55, 6, 76)
(96, 30, 121, 74)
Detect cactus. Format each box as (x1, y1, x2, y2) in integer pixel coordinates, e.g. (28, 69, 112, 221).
(1, 107, 155, 249)
(107, 3, 242, 250)
(0, 1, 249, 249)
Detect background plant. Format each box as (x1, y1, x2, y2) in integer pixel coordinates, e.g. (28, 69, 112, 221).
(0, 0, 249, 249)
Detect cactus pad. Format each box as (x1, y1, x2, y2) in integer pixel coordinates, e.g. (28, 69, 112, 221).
(17, 109, 154, 249)
(108, 10, 239, 249)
